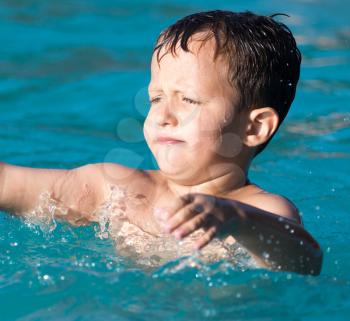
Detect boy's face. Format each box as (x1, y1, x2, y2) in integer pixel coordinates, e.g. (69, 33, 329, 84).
(144, 37, 247, 184)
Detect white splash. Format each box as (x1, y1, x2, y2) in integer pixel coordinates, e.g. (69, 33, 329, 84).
(20, 184, 258, 270)
(22, 191, 67, 234)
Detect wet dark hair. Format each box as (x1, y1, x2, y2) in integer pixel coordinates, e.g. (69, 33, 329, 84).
(153, 10, 301, 157)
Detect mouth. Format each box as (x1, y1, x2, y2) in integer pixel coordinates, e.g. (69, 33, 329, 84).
(155, 136, 185, 145)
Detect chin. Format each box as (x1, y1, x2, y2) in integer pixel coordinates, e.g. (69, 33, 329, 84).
(154, 147, 188, 168)
(157, 160, 184, 176)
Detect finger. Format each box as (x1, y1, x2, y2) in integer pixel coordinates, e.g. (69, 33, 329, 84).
(154, 193, 194, 222)
(194, 226, 218, 250)
(153, 198, 187, 222)
(163, 202, 204, 233)
(172, 211, 209, 239)
(180, 193, 196, 203)
(201, 213, 219, 229)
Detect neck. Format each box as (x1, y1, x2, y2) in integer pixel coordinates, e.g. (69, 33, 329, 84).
(162, 163, 250, 197)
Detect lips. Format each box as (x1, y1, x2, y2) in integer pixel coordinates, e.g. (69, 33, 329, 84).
(155, 136, 185, 144)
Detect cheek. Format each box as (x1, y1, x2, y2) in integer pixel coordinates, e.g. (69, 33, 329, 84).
(182, 122, 222, 157)
(143, 114, 154, 147)
(192, 112, 223, 144)
(143, 124, 149, 145)
(217, 131, 243, 158)
(190, 112, 240, 157)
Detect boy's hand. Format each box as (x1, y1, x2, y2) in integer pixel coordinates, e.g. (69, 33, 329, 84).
(154, 193, 244, 250)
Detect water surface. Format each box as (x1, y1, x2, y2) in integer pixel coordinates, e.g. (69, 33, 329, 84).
(0, 0, 349, 320)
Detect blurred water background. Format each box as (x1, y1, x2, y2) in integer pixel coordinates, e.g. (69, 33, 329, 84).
(0, 0, 349, 320)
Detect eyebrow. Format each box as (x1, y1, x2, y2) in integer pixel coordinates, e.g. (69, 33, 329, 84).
(148, 84, 196, 94)
(148, 87, 163, 93)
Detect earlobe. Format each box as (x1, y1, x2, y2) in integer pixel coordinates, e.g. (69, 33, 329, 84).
(243, 107, 279, 147)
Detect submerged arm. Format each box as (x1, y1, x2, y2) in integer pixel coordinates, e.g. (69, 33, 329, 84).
(226, 199, 323, 275)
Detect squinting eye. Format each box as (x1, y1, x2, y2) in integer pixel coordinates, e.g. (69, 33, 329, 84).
(149, 97, 161, 105)
(182, 97, 200, 105)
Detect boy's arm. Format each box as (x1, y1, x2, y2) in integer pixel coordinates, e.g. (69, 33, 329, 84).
(155, 193, 323, 276)
(225, 195, 323, 275)
(0, 162, 115, 224)
(0, 162, 70, 215)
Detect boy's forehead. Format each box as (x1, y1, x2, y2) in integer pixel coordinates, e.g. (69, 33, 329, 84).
(150, 37, 228, 78)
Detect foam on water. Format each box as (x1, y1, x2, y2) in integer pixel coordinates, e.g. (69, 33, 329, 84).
(20, 184, 258, 271)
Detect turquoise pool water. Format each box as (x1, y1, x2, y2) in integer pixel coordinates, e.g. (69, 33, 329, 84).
(1, 0, 349, 320)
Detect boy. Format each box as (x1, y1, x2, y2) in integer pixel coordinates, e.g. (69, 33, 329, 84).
(0, 10, 322, 275)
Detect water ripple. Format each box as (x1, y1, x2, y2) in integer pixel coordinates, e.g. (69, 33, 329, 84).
(285, 112, 350, 136)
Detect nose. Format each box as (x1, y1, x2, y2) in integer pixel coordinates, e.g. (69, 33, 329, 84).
(155, 102, 178, 127)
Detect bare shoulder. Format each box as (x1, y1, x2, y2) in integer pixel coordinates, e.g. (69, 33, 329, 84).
(56, 163, 156, 216)
(239, 185, 302, 224)
(80, 162, 157, 197)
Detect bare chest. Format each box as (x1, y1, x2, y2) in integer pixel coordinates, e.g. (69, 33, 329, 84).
(96, 183, 244, 267)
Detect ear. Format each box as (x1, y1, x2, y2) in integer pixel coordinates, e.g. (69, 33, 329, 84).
(243, 107, 279, 147)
